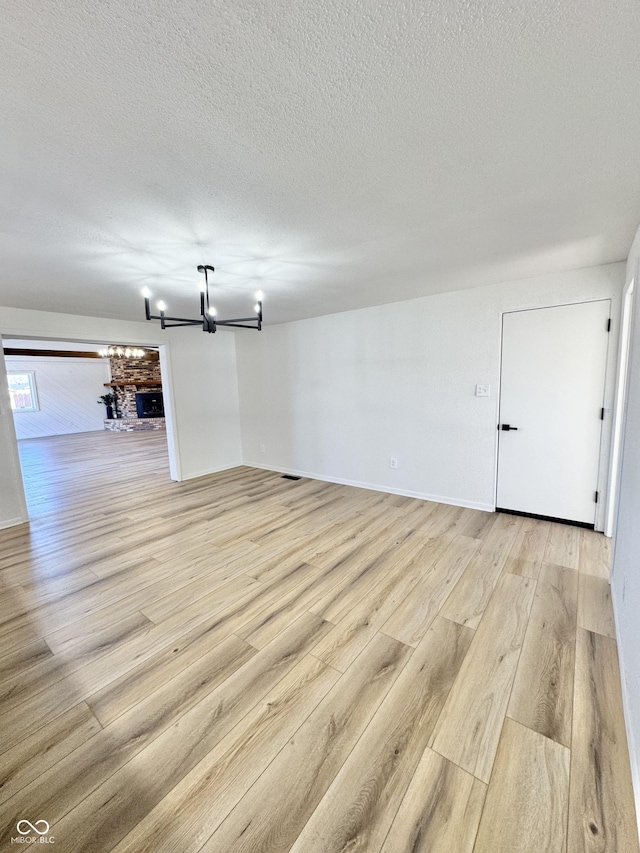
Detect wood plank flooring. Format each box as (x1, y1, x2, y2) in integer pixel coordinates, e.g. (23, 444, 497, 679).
(0, 430, 636, 852)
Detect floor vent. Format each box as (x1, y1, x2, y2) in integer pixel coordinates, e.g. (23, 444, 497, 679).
(281, 474, 301, 481)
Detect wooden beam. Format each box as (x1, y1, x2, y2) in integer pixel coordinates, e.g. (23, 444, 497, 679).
(3, 348, 102, 359)
(3, 348, 159, 361)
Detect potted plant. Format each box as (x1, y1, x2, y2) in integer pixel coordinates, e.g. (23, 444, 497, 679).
(97, 392, 117, 420)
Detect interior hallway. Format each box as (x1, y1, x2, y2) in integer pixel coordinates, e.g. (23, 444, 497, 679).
(0, 431, 636, 852)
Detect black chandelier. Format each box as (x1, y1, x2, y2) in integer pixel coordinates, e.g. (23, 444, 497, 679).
(142, 265, 262, 334)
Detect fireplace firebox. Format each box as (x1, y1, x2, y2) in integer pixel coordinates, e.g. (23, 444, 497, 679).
(135, 391, 164, 418)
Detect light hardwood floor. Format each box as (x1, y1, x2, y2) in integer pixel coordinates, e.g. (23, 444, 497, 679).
(0, 431, 637, 852)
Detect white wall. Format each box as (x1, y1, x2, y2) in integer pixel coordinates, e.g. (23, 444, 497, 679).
(5, 356, 110, 439)
(612, 225, 640, 820)
(237, 263, 624, 512)
(160, 326, 242, 480)
(0, 306, 242, 528)
(0, 264, 625, 529)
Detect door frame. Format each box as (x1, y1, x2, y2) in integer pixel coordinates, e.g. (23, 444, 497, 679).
(493, 298, 617, 531)
(607, 266, 636, 547)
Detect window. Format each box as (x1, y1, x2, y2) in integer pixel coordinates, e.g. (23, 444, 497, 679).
(7, 372, 39, 412)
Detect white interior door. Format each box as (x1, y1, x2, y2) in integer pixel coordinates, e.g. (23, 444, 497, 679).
(496, 300, 610, 526)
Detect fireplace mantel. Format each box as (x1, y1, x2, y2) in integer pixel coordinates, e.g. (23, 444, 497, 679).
(103, 380, 161, 387)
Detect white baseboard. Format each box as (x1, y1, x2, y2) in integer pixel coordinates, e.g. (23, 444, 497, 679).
(177, 461, 244, 482)
(0, 515, 28, 530)
(243, 461, 494, 512)
(611, 594, 640, 844)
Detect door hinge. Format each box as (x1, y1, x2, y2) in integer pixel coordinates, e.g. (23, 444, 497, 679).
(594, 491, 600, 503)
(606, 318, 612, 332)
(600, 407, 605, 420)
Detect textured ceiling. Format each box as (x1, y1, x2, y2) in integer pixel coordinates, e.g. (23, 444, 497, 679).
(1, 0, 640, 325)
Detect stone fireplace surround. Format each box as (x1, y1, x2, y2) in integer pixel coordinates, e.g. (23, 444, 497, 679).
(103, 353, 166, 432)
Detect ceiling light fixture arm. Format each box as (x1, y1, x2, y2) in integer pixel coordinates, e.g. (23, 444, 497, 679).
(141, 264, 263, 335)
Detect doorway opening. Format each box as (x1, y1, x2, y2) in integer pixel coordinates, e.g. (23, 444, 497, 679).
(2, 337, 174, 521)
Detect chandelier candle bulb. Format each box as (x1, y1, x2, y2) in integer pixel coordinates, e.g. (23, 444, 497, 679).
(141, 287, 152, 320)
(156, 301, 166, 330)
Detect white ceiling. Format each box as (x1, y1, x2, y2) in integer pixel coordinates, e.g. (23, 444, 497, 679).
(1, 0, 640, 326)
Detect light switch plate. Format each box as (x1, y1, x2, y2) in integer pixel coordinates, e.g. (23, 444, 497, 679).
(475, 384, 490, 397)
